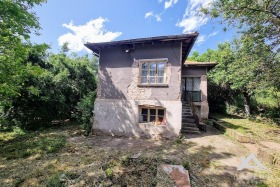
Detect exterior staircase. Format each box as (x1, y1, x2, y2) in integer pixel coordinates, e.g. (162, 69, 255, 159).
(181, 102, 200, 134)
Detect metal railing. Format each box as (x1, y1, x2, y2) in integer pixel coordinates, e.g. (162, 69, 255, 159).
(182, 91, 201, 102)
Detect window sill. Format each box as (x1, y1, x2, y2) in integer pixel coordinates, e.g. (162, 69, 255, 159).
(137, 84, 169, 87)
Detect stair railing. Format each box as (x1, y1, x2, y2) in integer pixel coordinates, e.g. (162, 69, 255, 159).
(188, 94, 200, 127)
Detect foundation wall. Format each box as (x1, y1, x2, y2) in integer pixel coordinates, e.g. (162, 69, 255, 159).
(93, 99, 182, 139)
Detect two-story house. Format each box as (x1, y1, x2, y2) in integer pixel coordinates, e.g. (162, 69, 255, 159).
(85, 33, 216, 138)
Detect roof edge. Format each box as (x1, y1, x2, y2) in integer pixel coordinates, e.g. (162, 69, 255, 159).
(84, 33, 198, 47)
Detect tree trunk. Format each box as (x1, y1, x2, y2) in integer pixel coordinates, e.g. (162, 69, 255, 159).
(243, 92, 251, 116)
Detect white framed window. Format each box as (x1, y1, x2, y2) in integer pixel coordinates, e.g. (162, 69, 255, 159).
(139, 107, 166, 125)
(139, 58, 167, 85)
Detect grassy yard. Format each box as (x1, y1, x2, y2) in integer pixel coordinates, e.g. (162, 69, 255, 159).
(0, 123, 279, 187)
(0, 124, 185, 187)
(210, 113, 280, 144)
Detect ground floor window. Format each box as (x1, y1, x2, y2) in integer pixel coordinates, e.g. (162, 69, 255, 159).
(139, 107, 166, 125)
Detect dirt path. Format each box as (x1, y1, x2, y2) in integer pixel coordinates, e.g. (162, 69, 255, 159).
(184, 125, 276, 187)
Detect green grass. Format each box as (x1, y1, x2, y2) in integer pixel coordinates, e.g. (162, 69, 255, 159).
(211, 113, 280, 143)
(0, 129, 66, 160)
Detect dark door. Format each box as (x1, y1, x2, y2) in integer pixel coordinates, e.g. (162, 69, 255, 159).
(181, 77, 201, 102)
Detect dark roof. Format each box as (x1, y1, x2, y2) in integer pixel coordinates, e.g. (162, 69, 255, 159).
(84, 33, 198, 63)
(185, 61, 217, 67)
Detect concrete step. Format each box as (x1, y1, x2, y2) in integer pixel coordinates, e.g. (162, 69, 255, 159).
(182, 122, 197, 127)
(182, 118, 195, 123)
(182, 113, 193, 117)
(182, 114, 193, 117)
(182, 126, 200, 131)
(182, 109, 192, 113)
(181, 128, 201, 134)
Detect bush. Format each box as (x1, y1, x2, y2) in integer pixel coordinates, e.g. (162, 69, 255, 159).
(75, 91, 96, 135)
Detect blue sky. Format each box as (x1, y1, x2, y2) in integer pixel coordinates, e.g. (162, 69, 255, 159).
(32, 0, 236, 55)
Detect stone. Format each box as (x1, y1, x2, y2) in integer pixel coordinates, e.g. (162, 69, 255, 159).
(158, 164, 191, 187)
(129, 152, 142, 159)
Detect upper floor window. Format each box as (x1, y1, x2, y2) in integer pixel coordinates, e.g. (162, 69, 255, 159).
(139, 58, 167, 85)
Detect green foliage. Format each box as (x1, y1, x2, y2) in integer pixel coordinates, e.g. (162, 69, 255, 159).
(182, 160, 190, 170)
(2, 43, 98, 130)
(189, 37, 279, 118)
(46, 173, 66, 187)
(75, 91, 96, 135)
(202, 0, 280, 48)
(0, 0, 46, 110)
(105, 168, 114, 178)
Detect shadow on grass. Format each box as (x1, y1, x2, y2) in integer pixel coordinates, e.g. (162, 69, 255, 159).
(0, 128, 67, 160)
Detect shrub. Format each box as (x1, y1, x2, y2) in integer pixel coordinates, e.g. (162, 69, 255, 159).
(75, 91, 96, 135)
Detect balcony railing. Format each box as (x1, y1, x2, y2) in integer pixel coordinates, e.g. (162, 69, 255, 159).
(182, 91, 201, 102)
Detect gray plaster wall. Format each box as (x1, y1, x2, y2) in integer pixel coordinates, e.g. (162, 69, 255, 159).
(98, 41, 182, 100)
(182, 66, 207, 76)
(94, 41, 183, 138)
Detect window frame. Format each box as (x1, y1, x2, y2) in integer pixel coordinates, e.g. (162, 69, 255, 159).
(139, 107, 166, 125)
(138, 58, 168, 86)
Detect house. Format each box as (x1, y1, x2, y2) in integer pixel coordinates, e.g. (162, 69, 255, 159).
(85, 33, 216, 138)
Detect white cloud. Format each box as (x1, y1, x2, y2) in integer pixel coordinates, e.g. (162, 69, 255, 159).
(58, 17, 122, 52)
(157, 0, 163, 3)
(196, 35, 206, 45)
(195, 31, 219, 45)
(208, 31, 218, 37)
(177, 0, 213, 33)
(155, 14, 162, 22)
(144, 12, 162, 22)
(164, 0, 178, 9)
(145, 11, 153, 18)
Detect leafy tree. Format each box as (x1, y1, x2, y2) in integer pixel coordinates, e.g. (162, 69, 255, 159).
(9, 46, 98, 130)
(190, 37, 279, 116)
(0, 0, 46, 125)
(202, 0, 280, 49)
(189, 49, 219, 62)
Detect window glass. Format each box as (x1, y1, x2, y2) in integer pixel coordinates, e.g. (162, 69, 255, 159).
(141, 77, 147, 83)
(141, 70, 148, 76)
(193, 77, 201, 91)
(142, 63, 148, 70)
(150, 109, 156, 115)
(140, 108, 166, 125)
(150, 77, 156, 83)
(140, 61, 166, 84)
(157, 77, 164, 83)
(150, 115, 156, 122)
(140, 108, 148, 122)
(186, 78, 193, 91)
(157, 63, 165, 76)
(158, 109, 164, 116)
(150, 63, 156, 76)
(142, 108, 148, 114)
(142, 115, 148, 122)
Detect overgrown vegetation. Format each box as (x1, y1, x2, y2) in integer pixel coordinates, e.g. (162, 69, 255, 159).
(191, 0, 280, 122)
(189, 39, 279, 123)
(1, 1, 97, 132)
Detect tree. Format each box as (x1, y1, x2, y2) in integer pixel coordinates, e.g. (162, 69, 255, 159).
(9, 46, 98, 129)
(0, 0, 46, 126)
(190, 37, 278, 116)
(202, 0, 280, 49)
